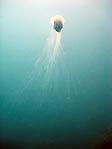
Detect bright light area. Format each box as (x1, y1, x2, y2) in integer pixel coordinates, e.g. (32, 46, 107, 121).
(9, 0, 95, 6)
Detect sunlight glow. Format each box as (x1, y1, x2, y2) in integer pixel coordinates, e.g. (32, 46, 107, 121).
(14, 0, 95, 6)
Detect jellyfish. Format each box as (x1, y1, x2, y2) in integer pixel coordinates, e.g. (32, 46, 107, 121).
(16, 15, 68, 101)
(35, 15, 64, 74)
(47, 15, 64, 70)
(33, 15, 65, 90)
(17, 15, 70, 103)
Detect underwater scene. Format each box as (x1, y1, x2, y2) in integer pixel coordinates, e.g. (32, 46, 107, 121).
(0, 0, 112, 149)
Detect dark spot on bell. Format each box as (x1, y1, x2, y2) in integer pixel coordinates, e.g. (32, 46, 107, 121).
(53, 20, 63, 32)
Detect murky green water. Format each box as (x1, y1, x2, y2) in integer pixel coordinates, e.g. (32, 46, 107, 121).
(0, 0, 112, 148)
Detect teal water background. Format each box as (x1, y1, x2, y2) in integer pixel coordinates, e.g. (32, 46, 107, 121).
(0, 0, 112, 148)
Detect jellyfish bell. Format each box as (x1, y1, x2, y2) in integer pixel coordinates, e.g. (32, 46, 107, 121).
(54, 20, 63, 32)
(51, 15, 64, 32)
